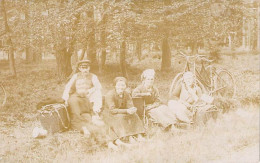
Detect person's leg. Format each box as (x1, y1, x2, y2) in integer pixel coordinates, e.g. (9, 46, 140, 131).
(158, 104, 177, 125)
(148, 106, 171, 128)
(68, 95, 92, 134)
(108, 141, 119, 151)
(173, 102, 192, 123)
(115, 138, 132, 147)
(88, 89, 102, 113)
(137, 134, 146, 142)
(88, 89, 105, 126)
(129, 135, 137, 144)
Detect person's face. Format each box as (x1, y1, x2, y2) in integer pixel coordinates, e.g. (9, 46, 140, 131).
(143, 76, 154, 88)
(184, 75, 194, 87)
(78, 65, 90, 73)
(115, 81, 126, 95)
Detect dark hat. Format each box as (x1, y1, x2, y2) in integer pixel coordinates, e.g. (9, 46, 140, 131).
(77, 60, 91, 67)
(113, 77, 127, 86)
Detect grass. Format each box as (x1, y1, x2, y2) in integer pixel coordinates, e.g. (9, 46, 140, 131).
(0, 53, 259, 162)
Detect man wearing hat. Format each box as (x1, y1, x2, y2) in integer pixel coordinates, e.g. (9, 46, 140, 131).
(62, 60, 103, 136)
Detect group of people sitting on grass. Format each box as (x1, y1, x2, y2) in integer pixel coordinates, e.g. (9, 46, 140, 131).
(62, 60, 214, 150)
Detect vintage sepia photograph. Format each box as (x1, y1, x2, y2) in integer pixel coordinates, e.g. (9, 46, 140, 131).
(0, 0, 259, 162)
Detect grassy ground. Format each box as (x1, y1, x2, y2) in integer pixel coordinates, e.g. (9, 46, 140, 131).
(0, 53, 259, 162)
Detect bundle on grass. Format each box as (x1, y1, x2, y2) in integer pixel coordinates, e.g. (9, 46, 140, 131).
(36, 97, 70, 134)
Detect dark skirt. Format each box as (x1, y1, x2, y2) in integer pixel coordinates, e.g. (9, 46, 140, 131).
(102, 110, 145, 140)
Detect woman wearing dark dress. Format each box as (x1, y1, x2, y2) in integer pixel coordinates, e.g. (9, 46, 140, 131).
(103, 77, 145, 149)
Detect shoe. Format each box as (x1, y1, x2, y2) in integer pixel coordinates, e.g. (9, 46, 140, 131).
(115, 139, 133, 147)
(92, 115, 105, 126)
(170, 125, 181, 133)
(108, 142, 119, 151)
(32, 127, 47, 138)
(137, 134, 146, 142)
(129, 136, 137, 144)
(82, 126, 91, 138)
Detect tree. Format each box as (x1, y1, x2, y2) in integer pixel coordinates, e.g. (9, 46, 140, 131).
(161, 36, 171, 71)
(0, 0, 16, 77)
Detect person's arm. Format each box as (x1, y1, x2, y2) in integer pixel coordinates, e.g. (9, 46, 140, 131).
(132, 86, 141, 97)
(105, 91, 128, 114)
(132, 86, 150, 97)
(126, 92, 134, 108)
(88, 74, 102, 95)
(145, 87, 161, 110)
(62, 74, 77, 102)
(170, 83, 182, 100)
(196, 86, 202, 98)
(153, 87, 162, 104)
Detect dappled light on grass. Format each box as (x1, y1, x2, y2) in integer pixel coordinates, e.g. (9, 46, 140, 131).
(0, 54, 259, 162)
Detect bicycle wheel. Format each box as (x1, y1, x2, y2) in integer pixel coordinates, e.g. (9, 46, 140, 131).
(169, 72, 183, 98)
(0, 84, 7, 108)
(215, 69, 236, 98)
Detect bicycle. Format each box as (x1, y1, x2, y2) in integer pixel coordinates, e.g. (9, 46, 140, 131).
(0, 83, 7, 108)
(169, 51, 236, 99)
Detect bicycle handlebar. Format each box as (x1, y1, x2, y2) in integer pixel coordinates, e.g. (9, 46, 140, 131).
(177, 51, 213, 63)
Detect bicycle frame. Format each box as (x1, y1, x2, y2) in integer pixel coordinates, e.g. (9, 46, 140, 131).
(177, 52, 218, 95)
(178, 52, 232, 96)
(0, 83, 7, 107)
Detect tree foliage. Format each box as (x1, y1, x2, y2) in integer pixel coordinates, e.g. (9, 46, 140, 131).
(0, 0, 258, 76)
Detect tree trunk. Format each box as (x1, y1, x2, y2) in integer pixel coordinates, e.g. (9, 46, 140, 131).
(242, 17, 246, 49)
(191, 41, 198, 55)
(27, 49, 42, 63)
(1, 0, 16, 77)
(257, 3, 260, 50)
(87, 30, 97, 67)
(136, 39, 142, 61)
(55, 11, 79, 79)
(25, 46, 30, 62)
(78, 48, 86, 61)
(228, 35, 232, 49)
(7, 38, 16, 77)
(56, 49, 72, 80)
(86, 8, 97, 69)
(99, 49, 106, 73)
(120, 41, 127, 78)
(99, 20, 107, 73)
(161, 37, 171, 71)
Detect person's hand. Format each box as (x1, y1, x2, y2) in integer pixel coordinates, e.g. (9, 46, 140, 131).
(179, 99, 192, 108)
(145, 104, 153, 111)
(64, 100, 69, 107)
(93, 107, 101, 114)
(127, 107, 137, 114)
(110, 109, 118, 114)
(143, 92, 151, 96)
(87, 88, 95, 96)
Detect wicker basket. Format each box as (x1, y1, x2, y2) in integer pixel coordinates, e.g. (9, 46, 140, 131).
(38, 103, 70, 134)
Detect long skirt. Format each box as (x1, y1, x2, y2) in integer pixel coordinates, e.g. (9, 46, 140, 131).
(147, 105, 177, 128)
(102, 110, 145, 140)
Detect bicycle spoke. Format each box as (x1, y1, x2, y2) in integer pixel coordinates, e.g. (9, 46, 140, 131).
(0, 84, 7, 108)
(215, 70, 235, 98)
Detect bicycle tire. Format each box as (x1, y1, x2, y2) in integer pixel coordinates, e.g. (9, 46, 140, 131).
(169, 72, 183, 98)
(215, 69, 236, 98)
(0, 84, 7, 108)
